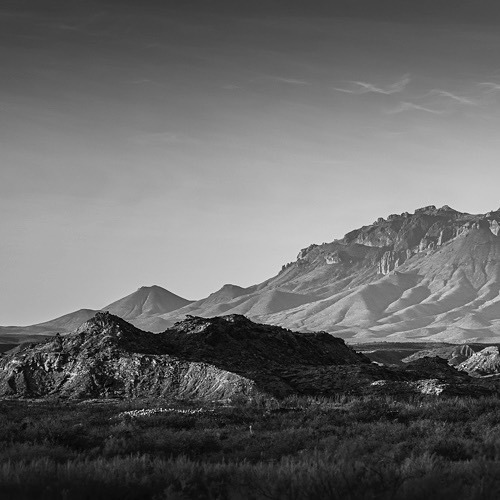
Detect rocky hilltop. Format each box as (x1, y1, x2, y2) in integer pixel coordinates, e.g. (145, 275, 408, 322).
(0, 312, 370, 399)
(2, 312, 493, 399)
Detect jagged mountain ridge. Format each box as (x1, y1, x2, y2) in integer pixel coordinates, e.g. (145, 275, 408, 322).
(3, 204, 500, 344)
(159, 205, 500, 343)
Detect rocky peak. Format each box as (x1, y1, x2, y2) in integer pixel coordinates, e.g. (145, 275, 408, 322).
(437, 205, 458, 213)
(414, 205, 437, 214)
(283, 205, 500, 283)
(76, 311, 137, 338)
(412, 204, 460, 215)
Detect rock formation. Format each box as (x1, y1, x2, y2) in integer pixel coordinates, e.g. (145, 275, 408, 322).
(458, 346, 500, 376)
(0, 312, 371, 399)
(1, 312, 496, 400)
(403, 345, 476, 366)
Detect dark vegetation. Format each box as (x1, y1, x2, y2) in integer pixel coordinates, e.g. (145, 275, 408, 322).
(0, 343, 17, 354)
(3, 394, 500, 499)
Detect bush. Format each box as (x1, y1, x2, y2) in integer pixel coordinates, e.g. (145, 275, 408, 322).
(3, 395, 500, 498)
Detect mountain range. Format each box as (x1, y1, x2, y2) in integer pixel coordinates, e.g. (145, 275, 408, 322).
(3, 204, 500, 345)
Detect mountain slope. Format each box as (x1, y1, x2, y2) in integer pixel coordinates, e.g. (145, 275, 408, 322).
(160, 287, 318, 325)
(0, 286, 191, 343)
(103, 285, 192, 319)
(267, 227, 500, 342)
(0, 309, 98, 345)
(152, 206, 500, 342)
(102, 285, 193, 331)
(4, 205, 500, 344)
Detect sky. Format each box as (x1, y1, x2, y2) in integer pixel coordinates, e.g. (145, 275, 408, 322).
(2, 0, 500, 325)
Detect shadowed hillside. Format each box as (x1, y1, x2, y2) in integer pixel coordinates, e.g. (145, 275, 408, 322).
(0, 312, 495, 400)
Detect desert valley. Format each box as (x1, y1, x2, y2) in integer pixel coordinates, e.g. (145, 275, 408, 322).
(4, 0, 500, 497)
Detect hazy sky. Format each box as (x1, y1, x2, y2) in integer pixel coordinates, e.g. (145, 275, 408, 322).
(3, 0, 500, 325)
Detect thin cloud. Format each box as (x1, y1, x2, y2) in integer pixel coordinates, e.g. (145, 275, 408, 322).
(427, 89, 476, 105)
(387, 101, 444, 115)
(272, 77, 309, 85)
(253, 76, 310, 86)
(333, 74, 410, 95)
(478, 82, 500, 92)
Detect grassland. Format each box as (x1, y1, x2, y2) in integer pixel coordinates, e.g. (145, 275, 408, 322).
(2, 394, 500, 499)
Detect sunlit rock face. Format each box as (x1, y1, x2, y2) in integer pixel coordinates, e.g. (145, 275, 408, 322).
(458, 346, 500, 376)
(151, 205, 500, 344)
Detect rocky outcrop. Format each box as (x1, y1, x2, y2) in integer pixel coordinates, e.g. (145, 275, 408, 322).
(297, 244, 318, 260)
(0, 314, 257, 399)
(1, 313, 496, 399)
(378, 250, 406, 275)
(326, 205, 500, 275)
(403, 345, 476, 366)
(490, 220, 500, 236)
(368, 357, 495, 397)
(0, 312, 372, 399)
(458, 346, 500, 376)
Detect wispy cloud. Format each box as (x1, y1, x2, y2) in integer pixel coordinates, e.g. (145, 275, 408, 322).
(387, 102, 444, 115)
(478, 82, 500, 92)
(333, 74, 410, 95)
(253, 76, 310, 86)
(426, 89, 476, 105)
